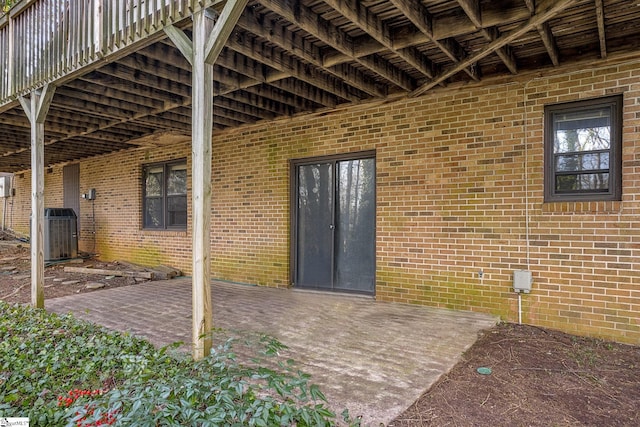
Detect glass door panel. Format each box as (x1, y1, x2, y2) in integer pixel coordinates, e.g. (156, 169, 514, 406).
(334, 158, 376, 293)
(295, 163, 333, 289)
(294, 155, 375, 294)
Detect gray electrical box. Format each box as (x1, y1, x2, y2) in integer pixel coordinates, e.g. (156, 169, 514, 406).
(43, 208, 78, 261)
(513, 270, 533, 293)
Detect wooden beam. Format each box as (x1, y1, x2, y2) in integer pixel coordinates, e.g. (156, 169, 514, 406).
(537, 22, 560, 66)
(235, 8, 386, 97)
(17, 84, 56, 309)
(262, 0, 415, 91)
(227, 35, 363, 103)
(63, 266, 154, 279)
(389, 0, 479, 81)
(322, 3, 531, 66)
(0, 111, 145, 144)
(164, 24, 194, 65)
(214, 95, 276, 121)
(66, 79, 166, 110)
(117, 53, 194, 91)
(55, 88, 155, 117)
(46, 92, 193, 147)
(485, 28, 518, 74)
(456, 1, 518, 74)
(140, 42, 316, 117)
(35, 86, 57, 123)
(323, 0, 435, 81)
(242, 85, 314, 113)
(131, 115, 191, 132)
(267, 78, 336, 109)
(204, 0, 249, 65)
(144, 42, 276, 100)
(456, 0, 481, 25)
(97, 63, 192, 100)
(524, 1, 560, 66)
(80, 72, 187, 105)
(410, 0, 578, 97)
(212, 105, 257, 124)
(594, 0, 607, 59)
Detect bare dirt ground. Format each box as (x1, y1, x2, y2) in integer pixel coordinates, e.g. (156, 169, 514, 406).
(1, 235, 638, 426)
(0, 238, 149, 304)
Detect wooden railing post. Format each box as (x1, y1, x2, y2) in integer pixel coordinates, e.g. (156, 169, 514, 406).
(7, 12, 13, 97)
(1, 1, 226, 107)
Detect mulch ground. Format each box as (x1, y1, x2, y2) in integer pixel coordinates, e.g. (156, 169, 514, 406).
(1, 236, 638, 426)
(389, 322, 640, 426)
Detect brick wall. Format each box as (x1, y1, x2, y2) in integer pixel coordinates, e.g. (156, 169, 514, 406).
(3, 57, 639, 344)
(4, 167, 64, 238)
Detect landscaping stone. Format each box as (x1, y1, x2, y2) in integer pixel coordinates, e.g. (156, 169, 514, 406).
(85, 282, 105, 290)
(62, 280, 80, 285)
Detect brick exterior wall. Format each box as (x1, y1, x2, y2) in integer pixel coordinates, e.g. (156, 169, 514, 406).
(2, 57, 639, 344)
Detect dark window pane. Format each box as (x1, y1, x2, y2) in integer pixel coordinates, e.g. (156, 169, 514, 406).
(545, 95, 621, 202)
(556, 173, 609, 192)
(553, 107, 611, 154)
(143, 161, 187, 229)
(145, 167, 163, 197)
(555, 152, 609, 172)
(145, 197, 163, 228)
(167, 164, 187, 196)
(167, 195, 187, 226)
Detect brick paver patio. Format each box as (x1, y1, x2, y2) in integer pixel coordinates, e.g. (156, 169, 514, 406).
(47, 279, 497, 425)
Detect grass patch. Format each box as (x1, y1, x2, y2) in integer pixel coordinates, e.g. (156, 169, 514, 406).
(0, 302, 358, 426)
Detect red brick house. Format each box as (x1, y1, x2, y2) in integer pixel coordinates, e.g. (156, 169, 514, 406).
(0, 0, 639, 355)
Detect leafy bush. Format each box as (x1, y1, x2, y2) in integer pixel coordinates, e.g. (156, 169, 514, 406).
(1, 0, 14, 13)
(0, 302, 358, 426)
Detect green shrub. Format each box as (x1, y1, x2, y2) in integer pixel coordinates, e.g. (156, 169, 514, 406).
(0, 302, 358, 426)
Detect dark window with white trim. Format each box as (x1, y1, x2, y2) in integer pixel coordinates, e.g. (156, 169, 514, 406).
(143, 160, 187, 229)
(544, 95, 622, 202)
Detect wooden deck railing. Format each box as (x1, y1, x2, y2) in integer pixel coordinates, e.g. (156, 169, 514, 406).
(0, 0, 223, 107)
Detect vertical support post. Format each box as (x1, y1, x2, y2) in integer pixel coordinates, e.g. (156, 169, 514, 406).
(191, 9, 214, 359)
(18, 84, 56, 309)
(30, 94, 45, 309)
(165, 0, 249, 360)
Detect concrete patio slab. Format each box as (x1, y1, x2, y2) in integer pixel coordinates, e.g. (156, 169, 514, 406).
(46, 280, 498, 426)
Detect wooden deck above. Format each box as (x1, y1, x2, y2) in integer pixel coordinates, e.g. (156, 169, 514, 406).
(1, 0, 640, 172)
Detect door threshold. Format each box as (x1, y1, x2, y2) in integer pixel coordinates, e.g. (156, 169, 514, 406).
(292, 288, 375, 299)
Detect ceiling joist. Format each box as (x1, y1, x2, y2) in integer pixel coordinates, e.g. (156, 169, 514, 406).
(1, 0, 639, 172)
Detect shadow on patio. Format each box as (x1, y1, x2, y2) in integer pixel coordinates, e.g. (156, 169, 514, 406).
(46, 279, 497, 425)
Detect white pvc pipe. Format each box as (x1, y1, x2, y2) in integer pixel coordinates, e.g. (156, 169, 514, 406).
(518, 292, 522, 324)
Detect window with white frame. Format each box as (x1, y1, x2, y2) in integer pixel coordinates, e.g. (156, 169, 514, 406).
(544, 95, 622, 202)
